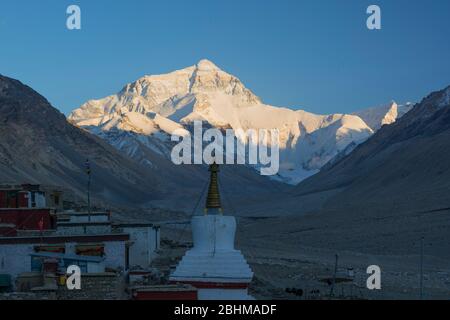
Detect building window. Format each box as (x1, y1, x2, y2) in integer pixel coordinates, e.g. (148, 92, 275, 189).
(34, 245, 65, 254)
(54, 195, 60, 206)
(6, 191, 19, 208)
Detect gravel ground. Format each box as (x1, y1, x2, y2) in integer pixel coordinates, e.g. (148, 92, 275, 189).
(152, 215, 450, 300)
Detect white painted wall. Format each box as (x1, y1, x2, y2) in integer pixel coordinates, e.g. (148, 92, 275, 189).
(87, 261, 105, 273)
(0, 244, 33, 279)
(122, 226, 159, 269)
(191, 215, 236, 253)
(69, 215, 110, 223)
(102, 241, 127, 271)
(35, 192, 46, 208)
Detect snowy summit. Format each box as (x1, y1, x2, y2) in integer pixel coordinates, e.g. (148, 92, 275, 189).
(68, 59, 412, 184)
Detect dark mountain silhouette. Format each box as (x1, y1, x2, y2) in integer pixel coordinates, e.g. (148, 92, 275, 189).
(0, 74, 170, 206)
(0, 75, 288, 210)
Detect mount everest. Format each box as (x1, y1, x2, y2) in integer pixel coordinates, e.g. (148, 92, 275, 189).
(69, 59, 412, 184)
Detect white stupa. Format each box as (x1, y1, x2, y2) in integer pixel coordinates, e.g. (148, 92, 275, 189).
(170, 163, 254, 300)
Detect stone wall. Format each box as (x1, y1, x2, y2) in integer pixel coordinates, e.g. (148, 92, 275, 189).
(57, 273, 126, 300)
(0, 291, 56, 300)
(0, 273, 126, 300)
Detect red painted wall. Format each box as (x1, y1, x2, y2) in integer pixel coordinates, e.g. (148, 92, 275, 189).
(0, 226, 17, 237)
(0, 209, 54, 230)
(0, 191, 6, 208)
(0, 190, 20, 208)
(0, 191, 31, 208)
(18, 192, 29, 208)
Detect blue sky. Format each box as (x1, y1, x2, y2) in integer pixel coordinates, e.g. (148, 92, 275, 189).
(0, 0, 449, 115)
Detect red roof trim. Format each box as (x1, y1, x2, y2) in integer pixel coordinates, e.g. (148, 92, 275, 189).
(0, 234, 129, 244)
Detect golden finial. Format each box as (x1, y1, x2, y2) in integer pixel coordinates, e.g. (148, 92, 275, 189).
(205, 162, 222, 214)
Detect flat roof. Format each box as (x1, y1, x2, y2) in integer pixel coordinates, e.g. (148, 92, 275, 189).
(57, 222, 112, 227)
(0, 208, 53, 212)
(113, 223, 160, 228)
(30, 252, 104, 263)
(131, 285, 197, 292)
(0, 233, 129, 245)
(59, 212, 110, 216)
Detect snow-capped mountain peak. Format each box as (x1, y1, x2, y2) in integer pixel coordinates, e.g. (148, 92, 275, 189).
(68, 59, 410, 184)
(69, 59, 261, 128)
(196, 59, 220, 71)
(353, 101, 413, 131)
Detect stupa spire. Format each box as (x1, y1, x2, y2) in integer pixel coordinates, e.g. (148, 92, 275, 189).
(205, 163, 222, 214)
